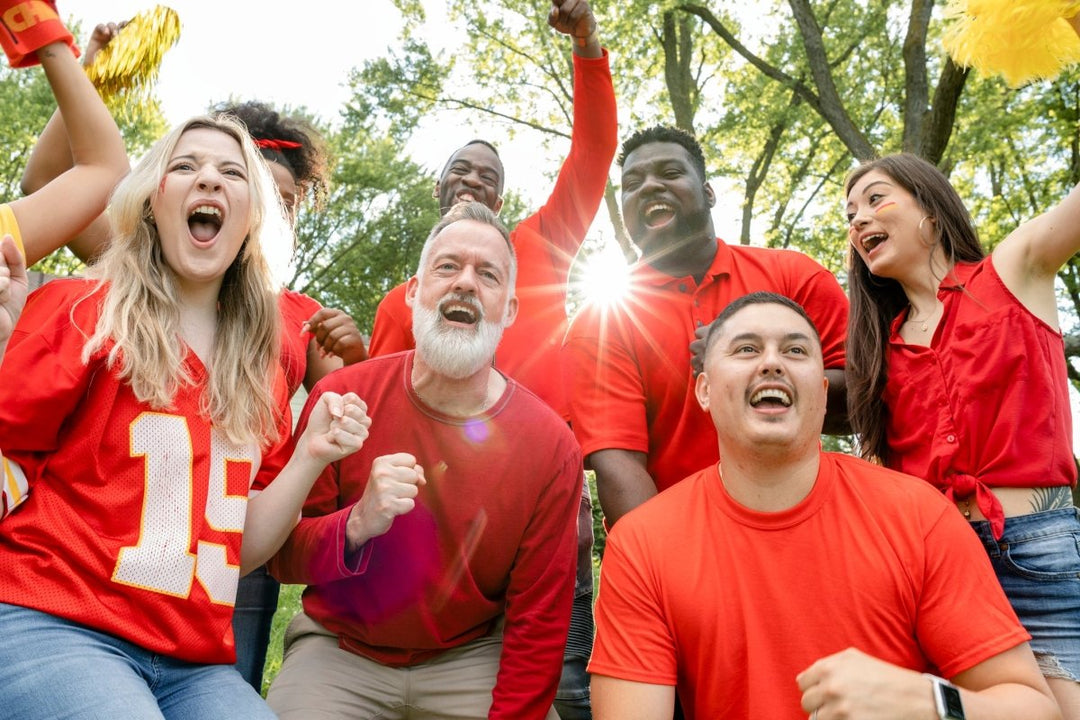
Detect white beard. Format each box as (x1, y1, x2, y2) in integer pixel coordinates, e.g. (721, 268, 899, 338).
(412, 294, 505, 379)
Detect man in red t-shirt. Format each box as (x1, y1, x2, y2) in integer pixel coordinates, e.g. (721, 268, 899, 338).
(590, 292, 1059, 720)
(267, 203, 581, 720)
(564, 125, 849, 527)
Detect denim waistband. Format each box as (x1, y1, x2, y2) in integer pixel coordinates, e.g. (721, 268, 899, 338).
(968, 507, 1080, 558)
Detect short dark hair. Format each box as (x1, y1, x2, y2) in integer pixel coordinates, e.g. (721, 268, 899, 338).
(438, 139, 504, 190)
(618, 125, 707, 179)
(704, 292, 822, 357)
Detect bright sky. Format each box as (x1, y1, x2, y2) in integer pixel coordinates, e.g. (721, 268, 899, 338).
(69, 1, 743, 241)
(69, 1, 587, 212)
(71, 2, 408, 129)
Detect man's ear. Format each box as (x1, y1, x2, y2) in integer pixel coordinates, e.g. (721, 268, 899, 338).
(405, 275, 420, 307)
(704, 182, 716, 208)
(694, 371, 711, 412)
(502, 295, 519, 328)
(432, 181, 440, 200)
(492, 195, 504, 215)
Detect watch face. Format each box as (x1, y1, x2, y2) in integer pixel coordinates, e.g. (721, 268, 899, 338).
(941, 682, 964, 719)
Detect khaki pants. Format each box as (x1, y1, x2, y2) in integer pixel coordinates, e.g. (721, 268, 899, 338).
(266, 612, 560, 720)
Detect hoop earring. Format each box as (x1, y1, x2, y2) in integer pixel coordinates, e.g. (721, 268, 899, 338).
(917, 216, 937, 247)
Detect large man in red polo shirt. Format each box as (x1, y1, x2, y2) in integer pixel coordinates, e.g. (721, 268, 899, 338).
(564, 125, 849, 527)
(366, 2, 617, 717)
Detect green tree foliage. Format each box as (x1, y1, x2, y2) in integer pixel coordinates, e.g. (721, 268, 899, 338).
(381, 0, 633, 256)
(0, 20, 166, 277)
(285, 71, 441, 333)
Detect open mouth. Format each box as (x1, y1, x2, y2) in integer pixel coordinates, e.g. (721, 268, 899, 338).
(188, 205, 223, 243)
(643, 201, 676, 229)
(861, 233, 886, 253)
(750, 387, 792, 408)
(439, 299, 481, 325)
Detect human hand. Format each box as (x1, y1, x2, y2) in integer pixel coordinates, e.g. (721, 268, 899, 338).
(346, 453, 427, 551)
(83, 20, 127, 67)
(299, 391, 371, 465)
(797, 647, 933, 719)
(689, 321, 710, 376)
(0, 235, 28, 350)
(0, 0, 78, 67)
(548, 0, 597, 44)
(304, 307, 368, 365)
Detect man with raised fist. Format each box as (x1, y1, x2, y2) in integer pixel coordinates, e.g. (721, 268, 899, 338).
(267, 203, 583, 720)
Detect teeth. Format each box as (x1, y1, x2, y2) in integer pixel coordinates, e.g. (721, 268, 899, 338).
(189, 205, 221, 218)
(440, 301, 479, 323)
(862, 233, 886, 251)
(751, 388, 792, 407)
(645, 202, 673, 218)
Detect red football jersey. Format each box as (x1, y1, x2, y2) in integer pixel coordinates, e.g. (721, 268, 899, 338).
(0, 278, 293, 664)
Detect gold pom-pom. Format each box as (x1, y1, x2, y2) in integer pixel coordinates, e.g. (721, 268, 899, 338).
(942, 0, 1080, 87)
(84, 6, 181, 102)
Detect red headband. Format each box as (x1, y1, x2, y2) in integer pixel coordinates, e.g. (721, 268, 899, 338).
(254, 138, 302, 151)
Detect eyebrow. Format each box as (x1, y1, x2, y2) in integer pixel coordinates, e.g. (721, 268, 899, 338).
(431, 251, 506, 275)
(451, 159, 499, 175)
(846, 179, 892, 210)
(726, 331, 814, 345)
(170, 152, 246, 169)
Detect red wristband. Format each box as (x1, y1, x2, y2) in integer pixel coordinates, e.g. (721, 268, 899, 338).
(0, 0, 78, 68)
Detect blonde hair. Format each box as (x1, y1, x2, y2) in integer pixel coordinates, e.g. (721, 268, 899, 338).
(82, 115, 292, 445)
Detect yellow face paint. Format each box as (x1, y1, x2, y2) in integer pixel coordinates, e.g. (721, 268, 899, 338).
(874, 201, 897, 214)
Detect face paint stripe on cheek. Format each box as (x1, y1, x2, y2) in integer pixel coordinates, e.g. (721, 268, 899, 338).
(874, 201, 896, 214)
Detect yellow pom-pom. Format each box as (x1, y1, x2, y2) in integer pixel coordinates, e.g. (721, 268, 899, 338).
(942, 0, 1080, 87)
(84, 6, 181, 102)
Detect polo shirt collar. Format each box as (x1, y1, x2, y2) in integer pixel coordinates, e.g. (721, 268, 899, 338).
(631, 238, 729, 288)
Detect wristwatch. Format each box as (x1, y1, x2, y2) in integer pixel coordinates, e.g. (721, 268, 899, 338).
(925, 673, 965, 720)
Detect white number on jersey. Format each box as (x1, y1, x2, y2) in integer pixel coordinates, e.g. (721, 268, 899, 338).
(112, 412, 258, 605)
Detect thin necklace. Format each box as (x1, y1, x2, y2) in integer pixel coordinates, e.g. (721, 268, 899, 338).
(906, 303, 937, 332)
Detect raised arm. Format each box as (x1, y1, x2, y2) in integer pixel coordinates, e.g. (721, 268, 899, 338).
(993, 16, 1080, 326)
(549, 0, 602, 60)
(528, 0, 616, 258)
(8, 19, 127, 266)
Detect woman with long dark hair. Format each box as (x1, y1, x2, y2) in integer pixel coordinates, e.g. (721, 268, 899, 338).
(845, 148, 1080, 717)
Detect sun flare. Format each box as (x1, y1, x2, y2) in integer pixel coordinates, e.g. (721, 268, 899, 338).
(577, 243, 630, 306)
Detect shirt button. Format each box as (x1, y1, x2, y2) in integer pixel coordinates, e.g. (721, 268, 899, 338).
(946, 434, 956, 443)
(696, 320, 703, 327)
(679, 283, 687, 292)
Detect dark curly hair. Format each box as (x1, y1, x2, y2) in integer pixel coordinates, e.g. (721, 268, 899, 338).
(617, 125, 707, 180)
(211, 100, 329, 208)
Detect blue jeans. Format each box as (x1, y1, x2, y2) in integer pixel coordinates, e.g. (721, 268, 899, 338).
(233, 564, 281, 691)
(0, 603, 276, 720)
(969, 507, 1080, 681)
